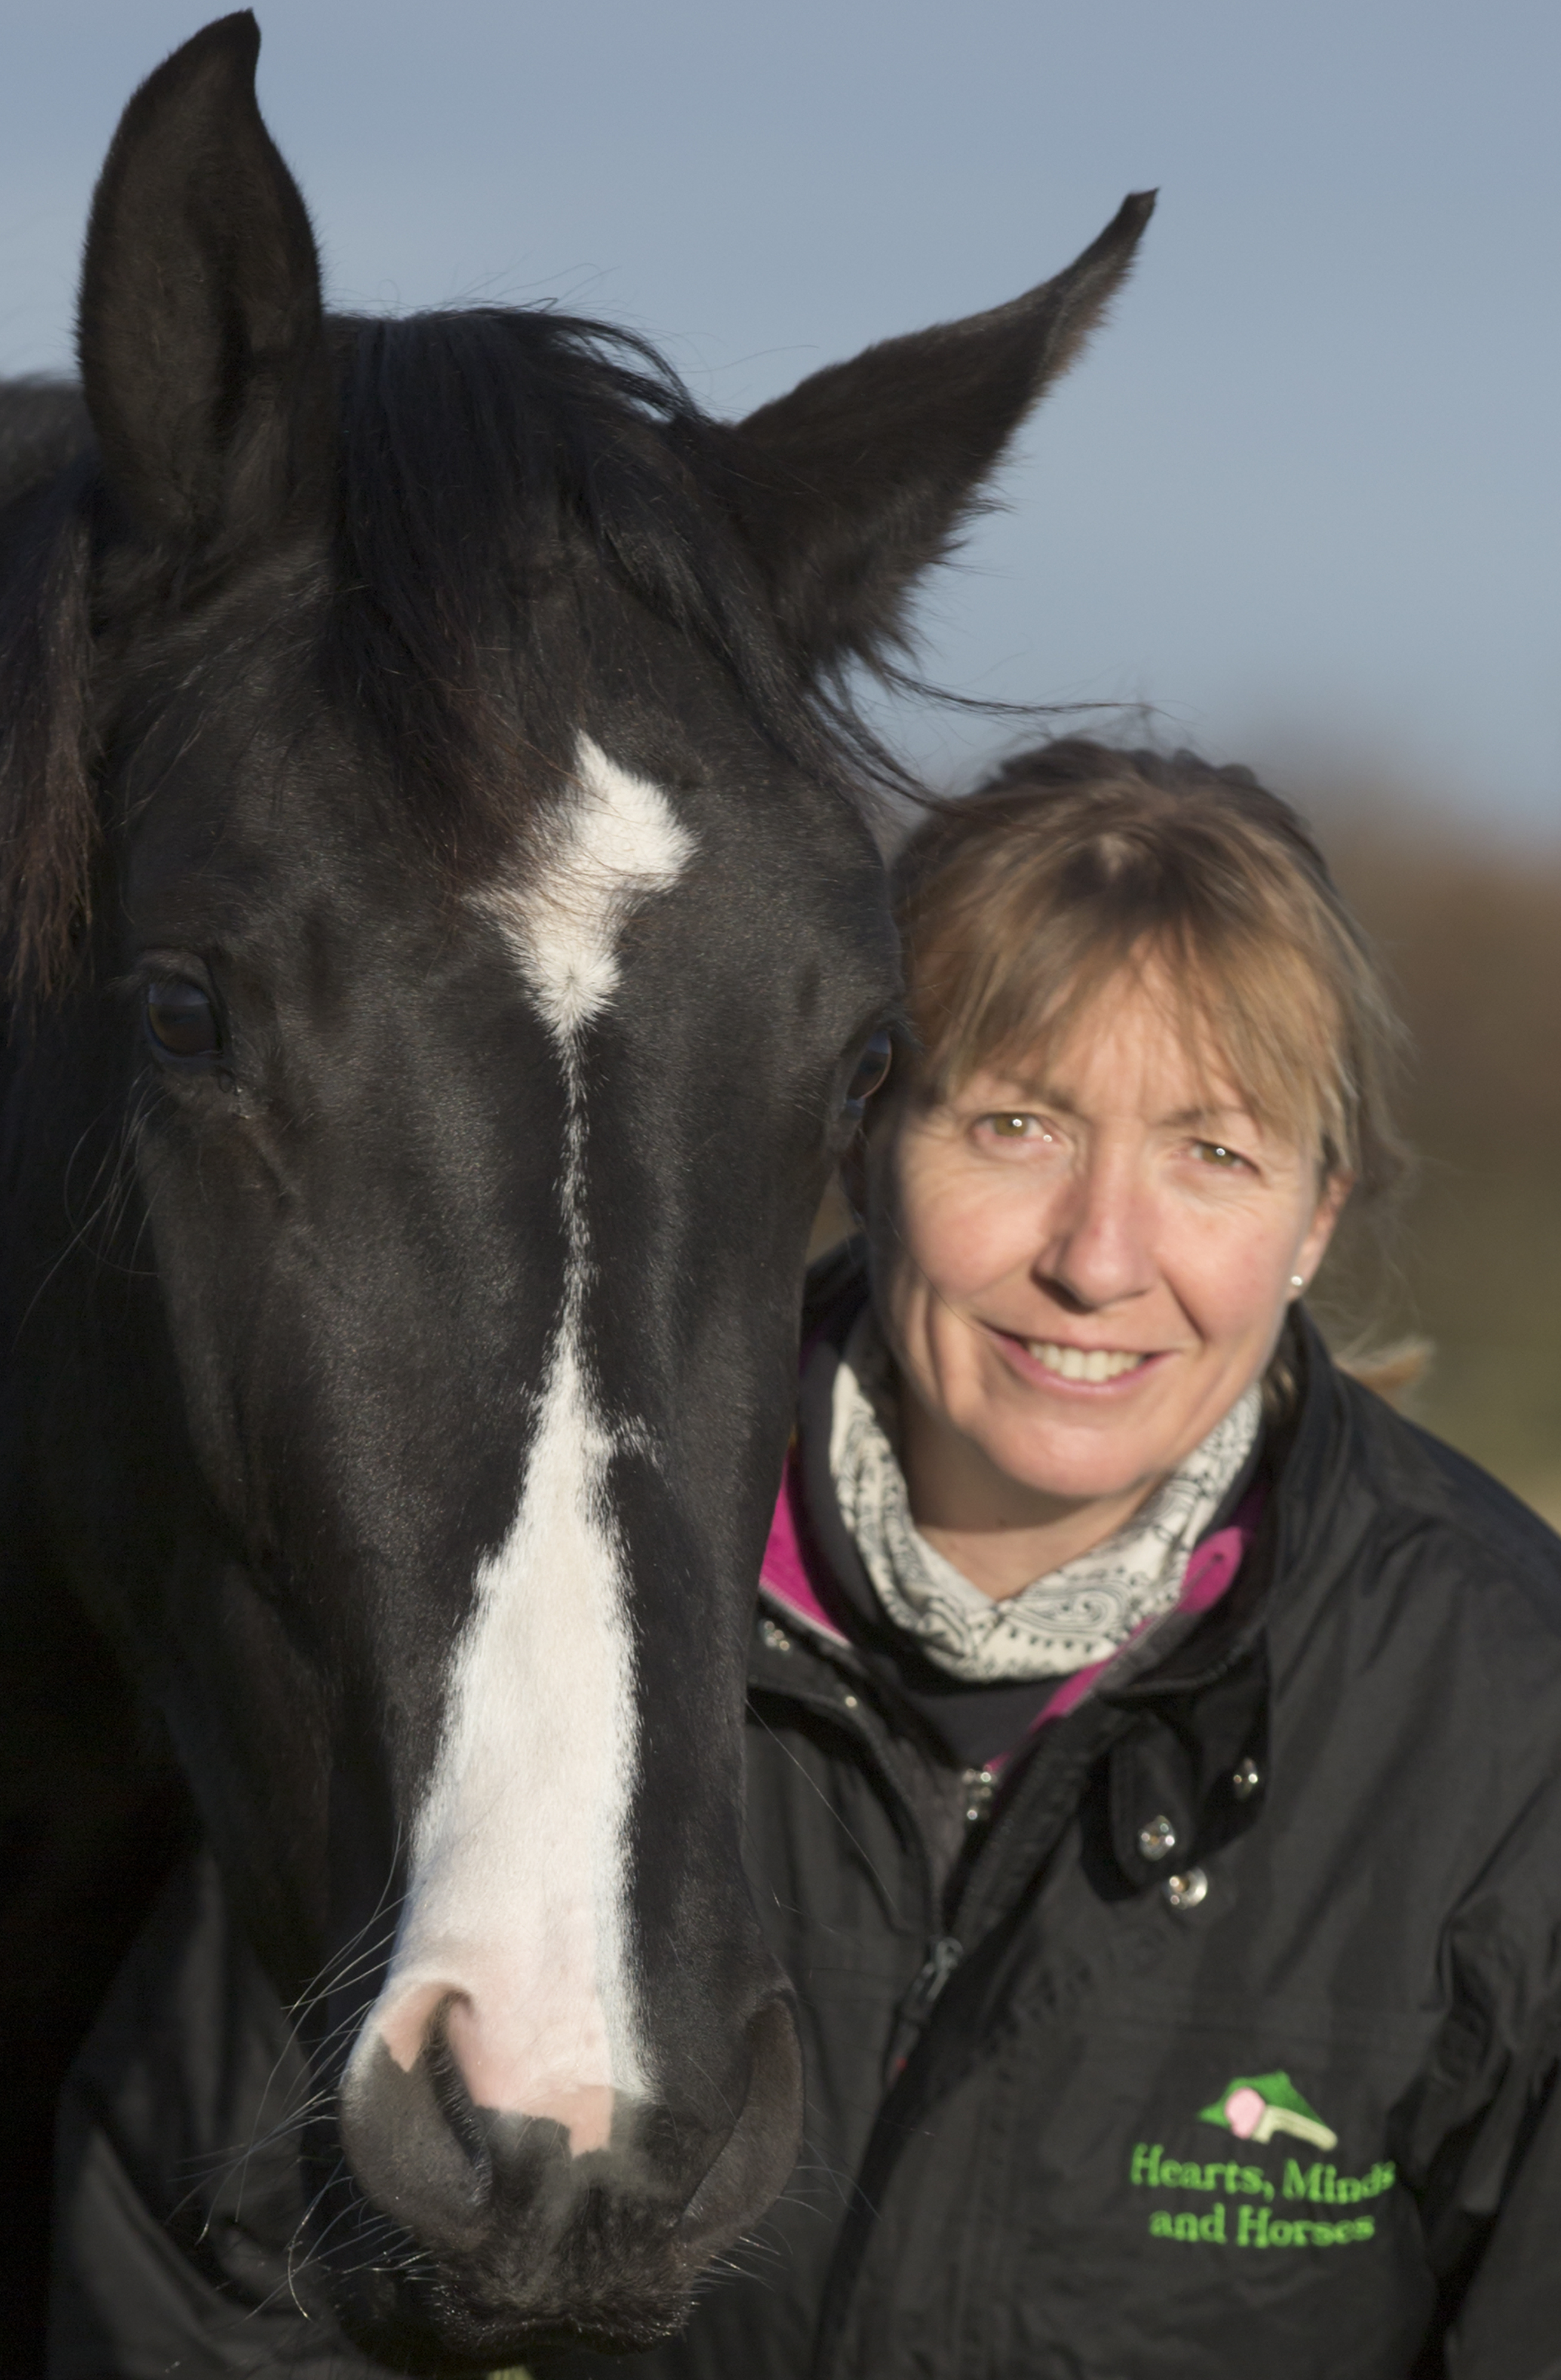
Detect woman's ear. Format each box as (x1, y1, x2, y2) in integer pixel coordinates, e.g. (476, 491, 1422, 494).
(1296, 1170, 1355, 1287)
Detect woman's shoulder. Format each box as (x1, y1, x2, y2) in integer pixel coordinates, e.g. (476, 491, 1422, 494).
(1326, 1357, 1561, 1644)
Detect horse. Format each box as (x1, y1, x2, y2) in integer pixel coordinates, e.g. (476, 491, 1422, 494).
(0, 13, 1151, 2370)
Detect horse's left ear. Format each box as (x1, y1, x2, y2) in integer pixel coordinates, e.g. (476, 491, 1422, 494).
(77, 11, 327, 556)
(710, 192, 1155, 679)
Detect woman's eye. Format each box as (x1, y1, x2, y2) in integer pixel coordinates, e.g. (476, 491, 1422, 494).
(1194, 1141, 1246, 1169)
(986, 1113, 1041, 1140)
(143, 981, 220, 1062)
(842, 1028, 892, 1119)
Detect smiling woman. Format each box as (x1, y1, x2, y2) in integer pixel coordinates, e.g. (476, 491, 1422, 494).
(866, 738, 1401, 1599)
(875, 986, 1341, 1597)
(556, 741, 1561, 2380)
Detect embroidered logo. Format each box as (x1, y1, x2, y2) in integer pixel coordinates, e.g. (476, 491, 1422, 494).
(1198, 2071, 1338, 2152)
(1127, 2074, 1395, 2250)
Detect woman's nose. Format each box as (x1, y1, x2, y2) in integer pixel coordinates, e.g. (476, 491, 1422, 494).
(1035, 1156, 1157, 1312)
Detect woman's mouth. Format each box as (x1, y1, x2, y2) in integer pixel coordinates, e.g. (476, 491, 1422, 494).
(1027, 1340, 1146, 1384)
(985, 1325, 1169, 1392)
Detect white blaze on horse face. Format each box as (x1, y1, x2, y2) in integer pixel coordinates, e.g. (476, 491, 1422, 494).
(505, 737, 695, 1037)
(355, 738, 694, 2155)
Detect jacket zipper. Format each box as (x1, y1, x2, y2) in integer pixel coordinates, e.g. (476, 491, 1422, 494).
(882, 1933, 964, 2084)
(753, 1626, 1100, 2087)
(880, 1762, 1046, 2084)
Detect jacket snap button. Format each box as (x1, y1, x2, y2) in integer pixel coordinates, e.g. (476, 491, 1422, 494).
(1231, 1756, 1261, 1799)
(760, 1617, 793, 1654)
(1163, 1867, 1209, 1911)
(1137, 1814, 1177, 1861)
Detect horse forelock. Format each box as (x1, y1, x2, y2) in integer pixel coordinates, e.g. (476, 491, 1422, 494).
(0, 301, 891, 1003)
(323, 305, 885, 859)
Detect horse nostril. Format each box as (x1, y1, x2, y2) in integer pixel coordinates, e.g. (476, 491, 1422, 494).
(677, 1997, 803, 2258)
(422, 1995, 493, 2189)
(361, 1970, 625, 2159)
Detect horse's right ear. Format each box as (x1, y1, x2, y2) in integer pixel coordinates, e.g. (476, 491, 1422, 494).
(710, 193, 1155, 682)
(78, 12, 327, 556)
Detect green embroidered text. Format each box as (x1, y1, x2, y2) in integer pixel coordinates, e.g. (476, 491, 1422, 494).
(1129, 2142, 1396, 2250)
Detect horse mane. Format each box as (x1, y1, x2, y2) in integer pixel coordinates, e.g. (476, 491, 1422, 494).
(0, 309, 893, 1005)
(0, 384, 96, 1006)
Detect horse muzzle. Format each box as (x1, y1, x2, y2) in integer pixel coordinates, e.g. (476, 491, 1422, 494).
(321, 1989, 802, 2364)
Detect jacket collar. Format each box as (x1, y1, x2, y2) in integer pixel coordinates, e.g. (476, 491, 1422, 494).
(1108, 1303, 1370, 1705)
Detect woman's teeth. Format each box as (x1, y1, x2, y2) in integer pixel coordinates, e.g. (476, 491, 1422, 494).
(1027, 1341, 1147, 1384)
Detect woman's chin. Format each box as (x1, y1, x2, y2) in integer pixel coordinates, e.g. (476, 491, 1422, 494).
(965, 1381, 1208, 1511)
(961, 1419, 1167, 1512)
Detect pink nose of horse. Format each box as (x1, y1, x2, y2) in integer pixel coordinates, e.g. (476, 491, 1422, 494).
(336, 1949, 804, 2360)
(372, 1970, 624, 2155)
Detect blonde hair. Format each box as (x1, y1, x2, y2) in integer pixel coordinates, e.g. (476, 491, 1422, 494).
(892, 740, 1410, 1206)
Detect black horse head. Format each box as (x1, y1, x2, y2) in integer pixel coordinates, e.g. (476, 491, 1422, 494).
(0, 13, 1151, 2366)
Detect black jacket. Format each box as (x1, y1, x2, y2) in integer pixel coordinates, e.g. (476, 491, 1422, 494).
(563, 1264, 1561, 2380)
(50, 1270, 1561, 2379)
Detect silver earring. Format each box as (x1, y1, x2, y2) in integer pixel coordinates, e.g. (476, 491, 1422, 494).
(1290, 1275, 1305, 1293)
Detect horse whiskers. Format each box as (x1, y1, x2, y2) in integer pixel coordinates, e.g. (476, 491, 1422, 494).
(260, 1970, 394, 2117)
(173, 2094, 335, 2239)
(10, 1087, 149, 1338)
(284, 1838, 408, 2023)
(277, 2150, 355, 2318)
(180, 1988, 379, 2231)
(171, 1892, 410, 2233)
(289, 1917, 403, 2026)
(223, 1870, 410, 2213)
(80, 1077, 164, 1270)
(253, 2157, 434, 2326)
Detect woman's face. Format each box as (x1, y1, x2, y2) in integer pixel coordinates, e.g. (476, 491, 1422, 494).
(872, 970, 1349, 1511)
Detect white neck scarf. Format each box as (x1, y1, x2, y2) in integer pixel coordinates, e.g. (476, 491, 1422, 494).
(829, 1308, 1261, 1684)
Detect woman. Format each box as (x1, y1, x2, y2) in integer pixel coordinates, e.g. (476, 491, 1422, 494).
(569, 741, 1561, 2379)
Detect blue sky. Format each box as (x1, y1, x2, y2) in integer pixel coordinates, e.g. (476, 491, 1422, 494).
(2, 2, 1556, 837)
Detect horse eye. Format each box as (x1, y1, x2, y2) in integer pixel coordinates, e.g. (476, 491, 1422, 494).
(143, 981, 220, 1061)
(842, 1028, 892, 1118)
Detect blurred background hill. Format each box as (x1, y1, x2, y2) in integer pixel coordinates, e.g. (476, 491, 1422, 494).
(1317, 811, 1561, 1524)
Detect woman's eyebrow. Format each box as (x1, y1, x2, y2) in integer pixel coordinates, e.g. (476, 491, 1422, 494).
(987, 1079, 1079, 1114)
(1158, 1103, 1255, 1132)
